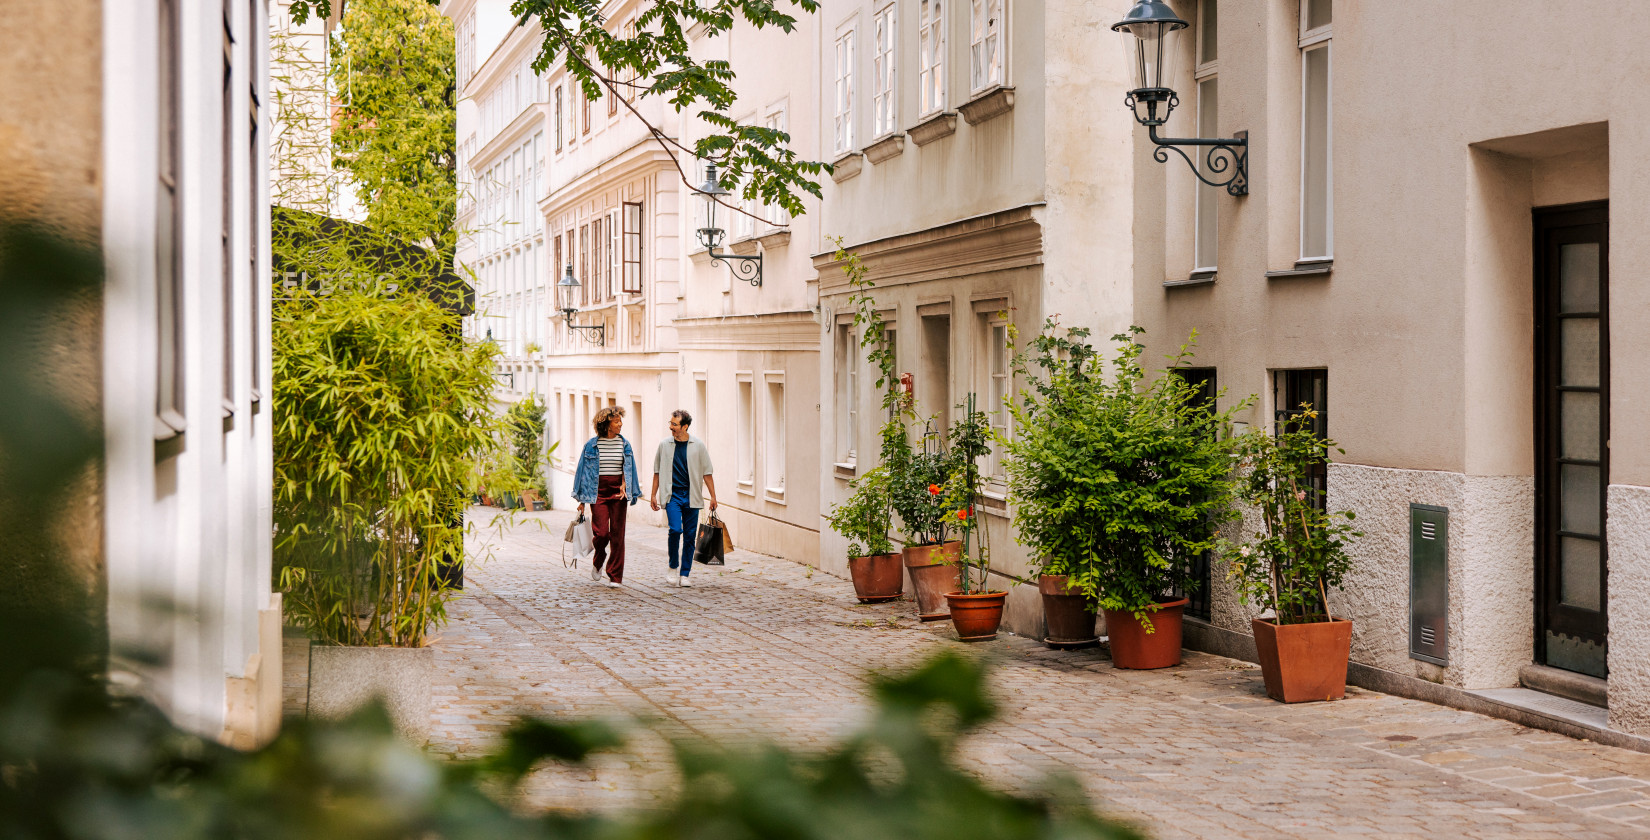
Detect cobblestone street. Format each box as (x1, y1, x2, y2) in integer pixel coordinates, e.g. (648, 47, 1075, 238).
(423, 507, 1650, 838)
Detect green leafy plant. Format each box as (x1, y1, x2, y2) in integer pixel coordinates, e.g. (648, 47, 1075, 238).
(888, 419, 955, 547)
(290, 0, 828, 227)
(273, 285, 515, 647)
(944, 394, 996, 593)
(1223, 409, 1361, 625)
(507, 394, 552, 498)
(1003, 322, 1249, 630)
(826, 464, 896, 558)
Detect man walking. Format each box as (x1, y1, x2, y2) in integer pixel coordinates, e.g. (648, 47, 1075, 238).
(650, 410, 717, 587)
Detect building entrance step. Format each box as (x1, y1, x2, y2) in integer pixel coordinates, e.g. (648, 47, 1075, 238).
(1519, 662, 1608, 708)
(1469, 687, 1608, 731)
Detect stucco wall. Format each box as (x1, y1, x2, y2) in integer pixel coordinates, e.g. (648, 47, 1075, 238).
(1607, 484, 1650, 736)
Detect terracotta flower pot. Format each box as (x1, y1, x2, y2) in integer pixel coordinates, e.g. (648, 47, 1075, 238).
(1040, 574, 1098, 649)
(1102, 598, 1188, 670)
(1252, 617, 1353, 703)
(903, 541, 961, 621)
(848, 553, 905, 603)
(946, 590, 1008, 641)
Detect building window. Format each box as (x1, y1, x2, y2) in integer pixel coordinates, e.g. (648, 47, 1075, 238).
(582, 87, 592, 135)
(918, 0, 945, 115)
(1300, 0, 1332, 260)
(762, 108, 790, 225)
(766, 378, 786, 496)
(1194, 0, 1219, 272)
(920, 313, 951, 437)
(248, 6, 261, 409)
(578, 223, 590, 303)
(554, 86, 564, 150)
(695, 376, 709, 440)
(978, 311, 1009, 480)
(738, 377, 756, 488)
(835, 324, 857, 464)
(222, 8, 236, 415)
(156, 0, 185, 441)
(872, 5, 897, 138)
(833, 28, 856, 154)
(969, 0, 1003, 93)
(457, 11, 477, 89)
(621, 201, 643, 294)
(624, 18, 639, 102)
(1274, 368, 1329, 511)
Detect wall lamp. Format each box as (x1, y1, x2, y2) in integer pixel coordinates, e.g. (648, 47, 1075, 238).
(1113, 0, 1249, 197)
(694, 163, 763, 287)
(555, 265, 606, 346)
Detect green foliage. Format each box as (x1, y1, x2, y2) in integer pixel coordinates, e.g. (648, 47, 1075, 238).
(887, 421, 956, 547)
(1222, 411, 1362, 625)
(292, 0, 827, 221)
(1003, 322, 1249, 629)
(329, 0, 457, 255)
(943, 396, 995, 593)
(507, 395, 552, 497)
(273, 286, 509, 647)
(826, 464, 895, 558)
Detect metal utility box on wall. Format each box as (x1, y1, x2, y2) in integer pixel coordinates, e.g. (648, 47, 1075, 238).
(1410, 504, 1449, 665)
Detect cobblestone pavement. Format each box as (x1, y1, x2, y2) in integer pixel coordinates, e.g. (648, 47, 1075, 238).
(427, 507, 1650, 838)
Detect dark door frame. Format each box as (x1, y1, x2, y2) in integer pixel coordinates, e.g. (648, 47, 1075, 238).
(1532, 200, 1609, 665)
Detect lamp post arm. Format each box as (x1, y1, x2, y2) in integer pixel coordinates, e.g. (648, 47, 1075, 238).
(1145, 127, 1249, 197)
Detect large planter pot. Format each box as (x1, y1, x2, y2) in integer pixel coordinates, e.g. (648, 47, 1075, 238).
(1252, 617, 1354, 703)
(1040, 574, 1099, 649)
(307, 645, 434, 744)
(1102, 598, 1189, 670)
(903, 541, 961, 621)
(848, 553, 905, 603)
(946, 590, 1008, 641)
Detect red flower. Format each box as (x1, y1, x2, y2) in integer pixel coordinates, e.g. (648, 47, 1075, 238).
(956, 508, 971, 521)
(928, 483, 942, 495)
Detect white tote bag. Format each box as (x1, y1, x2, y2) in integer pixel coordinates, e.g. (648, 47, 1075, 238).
(562, 513, 595, 567)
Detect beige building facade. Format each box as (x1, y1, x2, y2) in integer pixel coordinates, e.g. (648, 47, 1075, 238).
(1129, 0, 1650, 736)
(814, 0, 1138, 631)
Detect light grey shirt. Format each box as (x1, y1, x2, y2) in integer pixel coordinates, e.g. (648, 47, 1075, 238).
(653, 435, 714, 509)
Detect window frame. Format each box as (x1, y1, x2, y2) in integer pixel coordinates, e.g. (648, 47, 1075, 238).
(835, 322, 858, 466)
(1299, 0, 1333, 261)
(621, 201, 643, 294)
(155, 0, 186, 442)
(969, 0, 1004, 94)
(764, 374, 787, 499)
(833, 26, 857, 154)
(737, 374, 757, 491)
(871, 4, 897, 139)
(918, 0, 945, 116)
(1193, 0, 1219, 273)
(976, 307, 1011, 483)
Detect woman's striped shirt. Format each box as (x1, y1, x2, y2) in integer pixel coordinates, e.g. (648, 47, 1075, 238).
(596, 437, 625, 476)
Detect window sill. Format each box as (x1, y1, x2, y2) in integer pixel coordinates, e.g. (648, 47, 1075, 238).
(908, 110, 958, 146)
(756, 229, 792, 251)
(764, 488, 787, 505)
(834, 461, 857, 479)
(829, 151, 864, 183)
(736, 480, 756, 497)
(864, 132, 906, 164)
(1166, 269, 1217, 288)
(729, 237, 760, 256)
(958, 85, 1015, 126)
(1265, 259, 1333, 280)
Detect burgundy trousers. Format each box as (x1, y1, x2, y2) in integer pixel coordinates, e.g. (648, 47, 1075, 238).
(591, 475, 628, 582)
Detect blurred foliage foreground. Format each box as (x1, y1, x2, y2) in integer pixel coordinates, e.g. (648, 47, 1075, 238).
(0, 223, 1143, 837)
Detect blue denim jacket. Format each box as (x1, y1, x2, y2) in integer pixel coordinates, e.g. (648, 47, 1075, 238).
(572, 435, 642, 505)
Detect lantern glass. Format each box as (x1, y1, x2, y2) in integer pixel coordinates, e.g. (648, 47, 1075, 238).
(1120, 20, 1182, 94)
(695, 164, 728, 250)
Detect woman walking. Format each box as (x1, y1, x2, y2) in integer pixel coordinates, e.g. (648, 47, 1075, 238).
(573, 406, 641, 587)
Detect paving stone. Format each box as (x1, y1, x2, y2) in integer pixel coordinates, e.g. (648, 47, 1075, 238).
(390, 507, 1650, 838)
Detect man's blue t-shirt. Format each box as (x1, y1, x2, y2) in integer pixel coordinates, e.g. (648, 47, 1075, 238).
(670, 439, 691, 504)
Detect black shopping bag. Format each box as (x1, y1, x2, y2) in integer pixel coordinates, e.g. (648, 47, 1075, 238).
(695, 515, 727, 566)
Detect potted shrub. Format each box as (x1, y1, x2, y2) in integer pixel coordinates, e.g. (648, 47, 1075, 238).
(1004, 323, 1245, 668)
(507, 395, 553, 511)
(1225, 407, 1361, 703)
(826, 464, 902, 602)
(831, 239, 958, 618)
(942, 396, 1006, 641)
(274, 284, 516, 742)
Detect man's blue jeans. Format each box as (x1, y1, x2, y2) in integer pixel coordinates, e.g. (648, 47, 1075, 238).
(665, 498, 700, 576)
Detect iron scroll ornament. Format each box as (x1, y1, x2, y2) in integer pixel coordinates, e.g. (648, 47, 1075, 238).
(1124, 91, 1250, 197)
(709, 252, 763, 287)
(560, 310, 607, 346)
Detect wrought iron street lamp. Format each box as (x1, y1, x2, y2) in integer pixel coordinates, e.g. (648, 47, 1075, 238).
(1113, 0, 1249, 196)
(556, 264, 606, 346)
(694, 163, 763, 287)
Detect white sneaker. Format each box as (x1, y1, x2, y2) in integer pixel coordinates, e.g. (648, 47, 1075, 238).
(605, 579, 621, 589)
(667, 569, 680, 584)
(589, 562, 602, 581)
(679, 576, 693, 588)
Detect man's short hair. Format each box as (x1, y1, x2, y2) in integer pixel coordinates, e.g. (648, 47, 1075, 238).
(671, 409, 693, 429)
